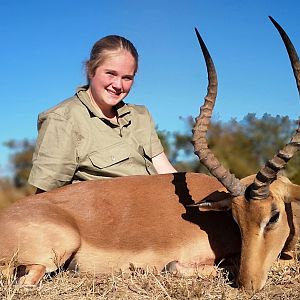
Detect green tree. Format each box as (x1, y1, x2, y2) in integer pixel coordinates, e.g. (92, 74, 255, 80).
(4, 114, 300, 193)
(166, 114, 300, 184)
(4, 139, 35, 189)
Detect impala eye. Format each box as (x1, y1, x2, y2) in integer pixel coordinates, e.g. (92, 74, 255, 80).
(267, 212, 280, 227)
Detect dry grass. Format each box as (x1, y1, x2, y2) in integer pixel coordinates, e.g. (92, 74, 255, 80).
(0, 180, 34, 209)
(0, 184, 24, 209)
(0, 188, 299, 299)
(0, 258, 300, 300)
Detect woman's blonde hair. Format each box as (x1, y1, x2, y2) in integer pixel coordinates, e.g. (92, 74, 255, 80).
(85, 35, 139, 83)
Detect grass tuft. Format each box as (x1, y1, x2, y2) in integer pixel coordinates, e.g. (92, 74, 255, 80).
(1, 256, 300, 300)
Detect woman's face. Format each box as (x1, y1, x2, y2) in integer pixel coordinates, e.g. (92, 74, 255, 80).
(89, 51, 136, 110)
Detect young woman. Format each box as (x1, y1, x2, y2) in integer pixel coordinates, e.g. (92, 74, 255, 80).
(28, 35, 176, 192)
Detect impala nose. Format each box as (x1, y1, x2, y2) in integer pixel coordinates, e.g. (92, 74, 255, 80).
(238, 276, 266, 292)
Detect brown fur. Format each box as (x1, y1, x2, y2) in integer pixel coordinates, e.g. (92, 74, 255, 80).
(232, 175, 300, 290)
(0, 172, 299, 291)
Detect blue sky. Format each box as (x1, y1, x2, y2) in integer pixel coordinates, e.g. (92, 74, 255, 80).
(0, 1, 299, 175)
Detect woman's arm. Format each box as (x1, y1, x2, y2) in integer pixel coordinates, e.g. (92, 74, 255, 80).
(28, 112, 78, 192)
(152, 152, 177, 174)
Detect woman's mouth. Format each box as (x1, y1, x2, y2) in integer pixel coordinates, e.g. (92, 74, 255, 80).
(106, 89, 122, 97)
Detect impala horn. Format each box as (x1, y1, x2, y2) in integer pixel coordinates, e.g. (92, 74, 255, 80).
(250, 16, 300, 200)
(192, 28, 246, 196)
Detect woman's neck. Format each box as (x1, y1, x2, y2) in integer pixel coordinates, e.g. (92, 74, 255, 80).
(87, 88, 117, 121)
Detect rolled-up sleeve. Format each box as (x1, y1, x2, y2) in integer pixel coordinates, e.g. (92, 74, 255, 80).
(140, 108, 164, 158)
(28, 112, 78, 191)
(149, 115, 164, 158)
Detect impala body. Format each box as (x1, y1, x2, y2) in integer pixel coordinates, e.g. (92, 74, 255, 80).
(0, 17, 300, 292)
(0, 173, 239, 273)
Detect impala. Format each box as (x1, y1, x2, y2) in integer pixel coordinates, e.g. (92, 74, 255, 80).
(0, 16, 299, 291)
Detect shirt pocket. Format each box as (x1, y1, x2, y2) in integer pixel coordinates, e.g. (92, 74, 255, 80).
(89, 144, 130, 169)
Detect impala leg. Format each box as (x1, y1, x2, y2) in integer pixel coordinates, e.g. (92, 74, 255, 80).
(273, 250, 297, 269)
(280, 250, 296, 260)
(163, 260, 217, 276)
(17, 264, 46, 287)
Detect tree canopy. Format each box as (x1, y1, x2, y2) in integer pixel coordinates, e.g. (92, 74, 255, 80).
(160, 114, 300, 184)
(3, 114, 300, 189)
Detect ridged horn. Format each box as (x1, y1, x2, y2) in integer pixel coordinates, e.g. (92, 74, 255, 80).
(192, 28, 246, 196)
(250, 16, 300, 200)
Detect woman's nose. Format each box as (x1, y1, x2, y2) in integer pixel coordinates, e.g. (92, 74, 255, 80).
(112, 77, 123, 90)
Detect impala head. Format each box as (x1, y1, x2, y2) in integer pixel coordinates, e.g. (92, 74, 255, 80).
(192, 16, 300, 291)
(232, 175, 300, 290)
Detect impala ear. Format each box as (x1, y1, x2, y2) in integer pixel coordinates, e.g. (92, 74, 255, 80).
(271, 176, 300, 203)
(286, 182, 300, 203)
(188, 191, 233, 211)
(290, 184, 300, 203)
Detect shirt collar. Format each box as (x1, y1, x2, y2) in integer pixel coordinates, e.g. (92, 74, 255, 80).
(76, 85, 131, 124)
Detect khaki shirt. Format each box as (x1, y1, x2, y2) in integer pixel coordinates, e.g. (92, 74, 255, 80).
(28, 86, 164, 191)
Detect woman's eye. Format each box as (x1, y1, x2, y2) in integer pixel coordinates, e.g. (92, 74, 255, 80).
(105, 70, 116, 76)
